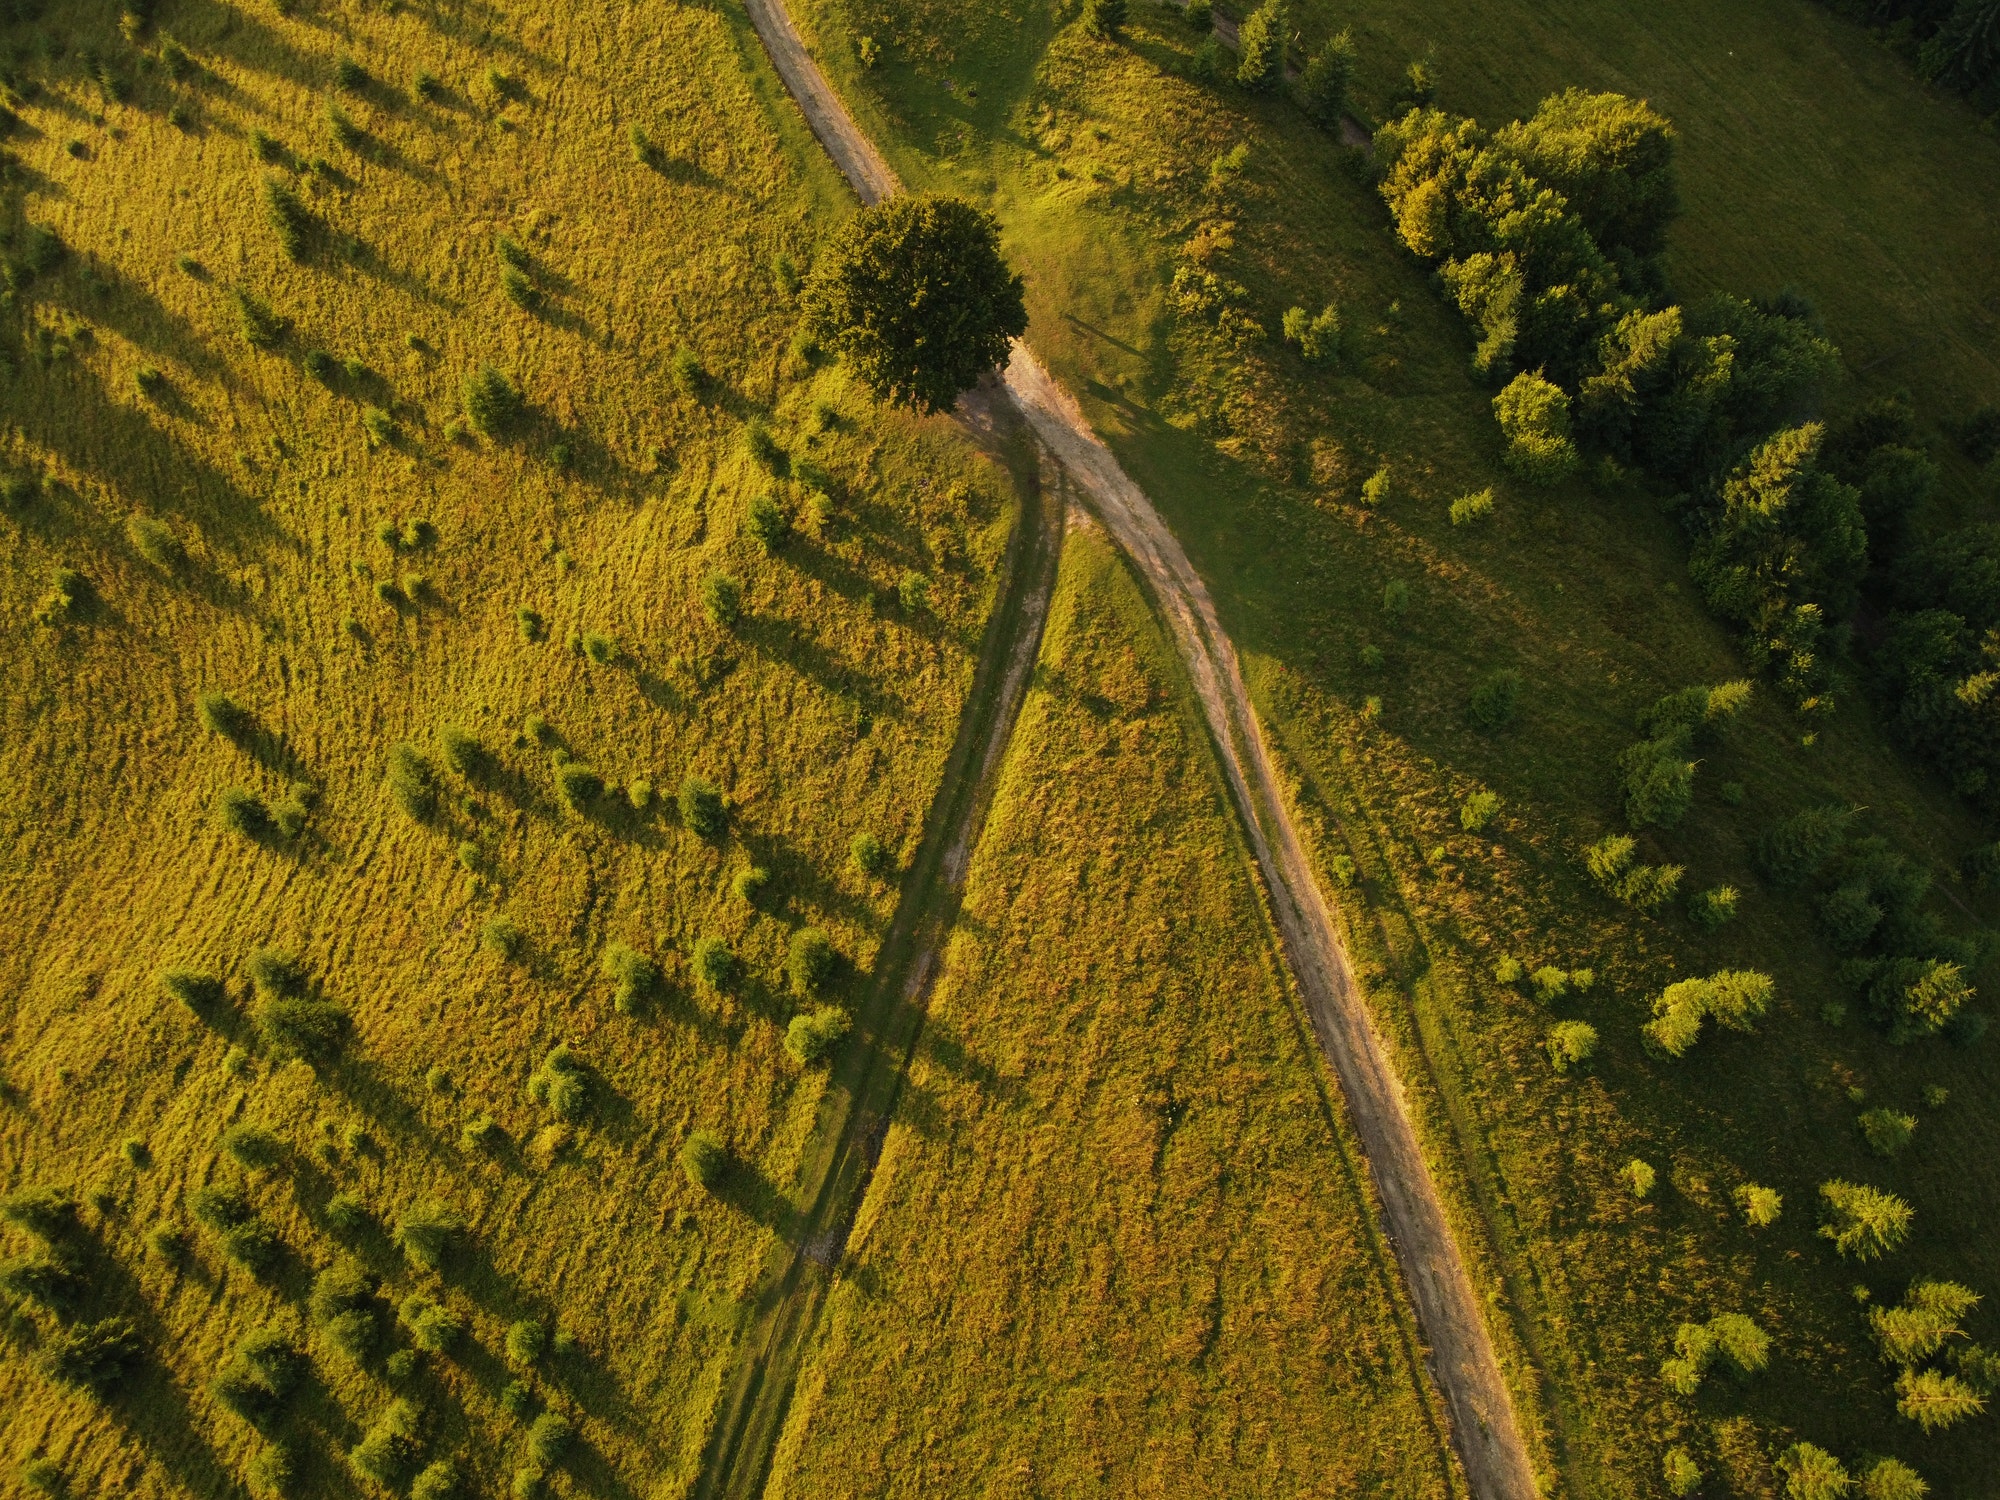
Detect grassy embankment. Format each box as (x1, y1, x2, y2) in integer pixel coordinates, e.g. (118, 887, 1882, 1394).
(769, 525, 1458, 1500)
(0, 1, 1024, 1496)
(779, 0, 2000, 1491)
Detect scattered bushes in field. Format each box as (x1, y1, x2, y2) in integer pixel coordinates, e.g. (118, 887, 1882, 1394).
(1818, 1180, 1914, 1260)
(210, 1326, 303, 1426)
(505, 1318, 548, 1368)
(787, 927, 836, 994)
(528, 1045, 590, 1122)
(669, 345, 706, 397)
(219, 786, 271, 839)
(580, 631, 618, 665)
(1464, 676, 1520, 736)
(785, 1007, 852, 1065)
(703, 571, 744, 627)
(1459, 790, 1501, 832)
(261, 176, 315, 259)
(556, 762, 604, 813)
(350, 1398, 423, 1488)
(1281, 302, 1341, 365)
(199, 690, 252, 740)
(128, 513, 185, 570)
(386, 743, 440, 821)
(439, 725, 487, 780)
(678, 775, 726, 837)
(1659, 1310, 1769, 1394)
(46, 1317, 144, 1395)
(394, 1202, 465, 1271)
(602, 943, 663, 1014)
(1734, 1183, 1783, 1227)
(462, 363, 527, 439)
(679, 1130, 726, 1189)
(1643, 969, 1772, 1057)
(1544, 1019, 1597, 1073)
(1583, 834, 1682, 911)
(310, 1258, 379, 1361)
(32, 567, 90, 627)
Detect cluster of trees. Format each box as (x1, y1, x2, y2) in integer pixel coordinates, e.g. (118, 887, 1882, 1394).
(0, 1188, 146, 1398)
(1618, 680, 1752, 828)
(1867, 1278, 1998, 1431)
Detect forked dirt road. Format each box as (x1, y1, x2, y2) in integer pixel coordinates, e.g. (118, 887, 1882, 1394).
(733, 0, 1542, 1494)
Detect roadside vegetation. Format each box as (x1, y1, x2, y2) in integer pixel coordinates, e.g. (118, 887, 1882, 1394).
(0, 0, 1021, 1495)
(787, 0, 2000, 1488)
(770, 528, 1454, 1498)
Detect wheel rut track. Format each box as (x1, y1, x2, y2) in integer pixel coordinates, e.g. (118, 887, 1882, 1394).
(714, 1, 1543, 1496)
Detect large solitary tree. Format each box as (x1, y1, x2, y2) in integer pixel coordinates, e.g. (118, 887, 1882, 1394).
(800, 195, 1027, 415)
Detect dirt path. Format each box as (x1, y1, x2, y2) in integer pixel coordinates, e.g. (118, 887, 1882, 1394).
(732, 2, 1540, 1496)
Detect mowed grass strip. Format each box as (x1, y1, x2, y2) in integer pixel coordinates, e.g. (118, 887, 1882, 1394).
(0, 2, 1021, 1497)
(767, 528, 1457, 1500)
(780, 0, 1999, 1488)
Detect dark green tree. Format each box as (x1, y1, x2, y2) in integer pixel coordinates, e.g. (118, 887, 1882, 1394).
(799, 196, 1026, 414)
(1298, 30, 1357, 126)
(1235, 0, 1287, 90)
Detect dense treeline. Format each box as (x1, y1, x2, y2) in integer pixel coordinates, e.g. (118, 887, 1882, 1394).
(1818, 0, 2000, 104)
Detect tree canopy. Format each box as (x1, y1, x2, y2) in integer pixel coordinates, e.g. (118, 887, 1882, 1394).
(800, 195, 1028, 415)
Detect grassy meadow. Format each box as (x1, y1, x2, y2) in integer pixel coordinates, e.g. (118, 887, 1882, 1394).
(768, 526, 1457, 1500)
(0, 2, 1027, 1498)
(780, 0, 2000, 1492)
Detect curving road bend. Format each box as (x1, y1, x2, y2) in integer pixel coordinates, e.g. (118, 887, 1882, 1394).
(736, 0, 1541, 1494)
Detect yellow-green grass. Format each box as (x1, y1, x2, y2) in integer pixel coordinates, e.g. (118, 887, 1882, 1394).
(778, 0, 2000, 1490)
(0, 2, 1022, 1497)
(768, 525, 1457, 1499)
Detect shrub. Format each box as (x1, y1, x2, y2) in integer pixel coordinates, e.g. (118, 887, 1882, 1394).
(211, 1327, 303, 1425)
(20, 1459, 64, 1497)
(462, 363, 527, 438)
(246, 946, 307, 996)
(1583, 834, 1682, 911)
(517, 606, 547, 641)
(1529, 965, 1568, 1002)
(1735, 1183, 1783, 1227)
(787, 927, 836, 993)
(1363, 468, 1394, 509)
(1869, 1280, 1978, 1367)
(1493, 956, 1524, 985)
(220, 787, 271, 838)
(1494, 372, 1579, 484)
(350, 1399, 422, 1488)
(505, 1319, 548, 1368)
(460, 1115, 499, 1152)
(580, 631, 618, 666)
(311, 1260, 378, 1360)
(1545, 1020, 1597, 1073)
(1280, 302, 1341, 365)
(528, 1045, 590, 1121)
(128, 513, 185, 570)
(680, 1130, 726, 1189)
(1644, 969, 1772, 1058)
(222, 1124, 285, 1170)
(1619, 733, 1697, 828)
(1688, 885, 1739, 931)
(1080, 0, 1125, 38)
(668, 345, 705, 397)
(1777, 1443, 1852, 1500)
(1449, 488, 1496, 526)
(261, 177, 314, 259)
(627, 777, 655, 811)
(47, 1317, 144, 1394)
(702, 571, 744, 627)
(255, 996, 349, 1063)
(399, 1292, 465, 1353)
(1819, 1180, 1914, 1261)
(1235, 0, 1287, 90)
(387, 743, 439, 821)
(0, 1254, 85, 1313)
(2, 1186, 79, 1242)
(394, 1201, 465, 1271)
(527, 1412, 573, 1466)
(1622, 1159, 1656, 1199)
(438, 725, 485, 779)
(785, 1007, 853, 1065)
(601, 942, 663, 1013)
(742, 418, 785, 472)
(556, 762, 604, 812)
(732, 865, 771, 903)
(1467, 670, 1520, 730)
(513, 1466, 547, 1500)
(1858, 1107, 1917, 1158)
(1661, 1448, 1703, 1498)
(500, 263, 540, 311)
(334, 54, 367, 91)
(692, 936, 735, 990)
(1459, 791, 1501, 832)
(481, 915, 525, 960)
(898, 571, 931, 614)
(850, 831, 891, 876)
(744, 491, 790, 552)
(678, 775, 726, 837)
(1708, 1311, 1771, 1375)
(1757, 805, 1855, 889)
(411, 1460, 460, 1500)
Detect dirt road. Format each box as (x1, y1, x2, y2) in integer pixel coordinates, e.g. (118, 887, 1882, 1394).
(733, 0, 1542, 1495)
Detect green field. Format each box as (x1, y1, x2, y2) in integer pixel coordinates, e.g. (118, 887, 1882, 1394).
(780, 0, 2000, 1491)
(768, 527, 1455, 1498)
(0, 1, 1024, 1496)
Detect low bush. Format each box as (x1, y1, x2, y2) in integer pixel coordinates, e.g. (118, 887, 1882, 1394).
(898, 571, 931, 614)
(1757, 804, 1855, 889)
(1644, 970, 1773, 1058)
(1281, 302, 1341, 365)
(703, 571, 743, 627)
(678, 775, 726, 837)
(679, 1130, 726, 1189)
(732, 865, 770, 903)
(1583, 834, 1683, 911)
(210, 1326, 303, 1426)
(556, 762, 604, 812)
(1619, 733, 1698, 828)
(0, 1254, 85, 1314)
(1467, 670, 1521, 731)
(261, 177, 314, 259)
(787, 927, 835, 994)
(480, 915, 525, 961)
(744, 492, 790, 552)
(438, 725, 486, 779)
(601, 942, 663, 1013)
(1449, 488, 1495, 526)
(669, 345, 705, 397)
(394, 1201, 465, 1271)
(310, 1259, 379, 1361)
(505, 1318, 548, 1368)
(581, 631, 618, 666)
(1858, 1106, 1917, 1158)
(247, 946, 307, 996)
(1687, 885, 1739, 931)
(527, 1412, 573, 1466)
(1622, 1159, 1656, 1199)
(222, 1124, 285, 1171)
(220, 787, 271, 838)
(692, 936, 734, 990)
(349, 1399, 423, 1489)
(1734, 1183, 1783, 1228)
(786, 1007, 853, 1065)
(462, 363, 527, 439)
(254, 996, 349, 1063)
(1459, 790, 1501, 832)
(1494, 372, 1580, 484)
(325, 1192, 371, 1233)
(46, 1317, 144, 1395)
(528, 1046, 590, 1121)
(411, 1460, 460, 1500)
(1545, 1019, 1597, 1073)
(128, 513, 185, 570)
(387, 743, 440, 821)
(0, 1186, 78, 1241)
(849, 831, 891, 876)
(399, 1292, 465, 1353)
